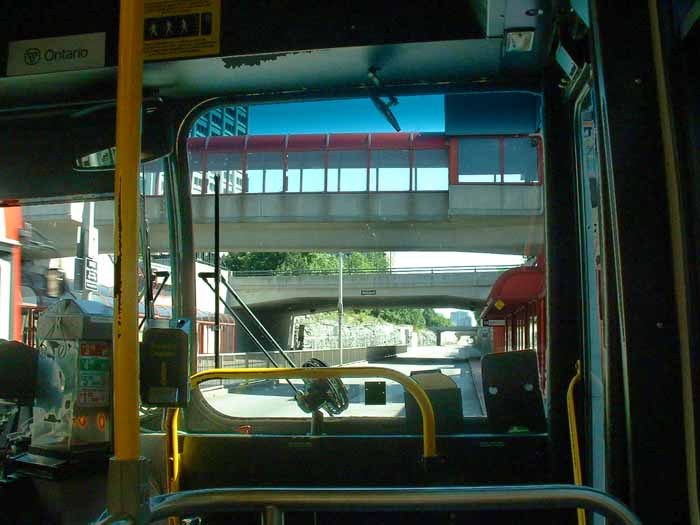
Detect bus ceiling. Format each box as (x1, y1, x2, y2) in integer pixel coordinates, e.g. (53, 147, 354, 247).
(0, 1, 552, 111)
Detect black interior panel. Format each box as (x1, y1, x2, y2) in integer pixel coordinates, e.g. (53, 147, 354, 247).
(180, 433, 549, 489)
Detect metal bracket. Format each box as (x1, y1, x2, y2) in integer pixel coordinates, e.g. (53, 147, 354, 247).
(103, 457, 151, 525)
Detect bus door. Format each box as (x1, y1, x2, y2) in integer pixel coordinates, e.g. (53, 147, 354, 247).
(574, 79, 607, 524)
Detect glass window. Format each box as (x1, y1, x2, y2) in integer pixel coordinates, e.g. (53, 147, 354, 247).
(504, 137, 539, 183)
(191, 172, 203, 194)
(329, 151, 367, 191)
(457, 138, 500, 183)
(372, 150, 410, 191)
(265, 170, 284, 192)
(327, 168, 339, 192)
(247, 152, 284, 193)
(288, 151, 326, 192)
(287, 169, 301, 192)
(246, 170, 263, 193)
(414, 149, 449, 191)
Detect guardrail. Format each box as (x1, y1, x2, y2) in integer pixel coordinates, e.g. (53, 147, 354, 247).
(229, 265, 518, 278)
(197, 346, 408, 371)
(146, 485, 641, 525)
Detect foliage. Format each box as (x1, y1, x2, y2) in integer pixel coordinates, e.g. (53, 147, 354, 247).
(422, 308, 453, 328)
(221, 251, 388, 273)
(363, 307, 451, 329)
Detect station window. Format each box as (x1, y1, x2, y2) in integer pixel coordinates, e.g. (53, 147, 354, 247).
(414, 149, 449, 190)
(329, 150, 367, 191)
(247, 152, 284, 193)
(504, 137, 539, 183)
(371, 150, 410, 191)
(191, 173, 203, 194)
(457, 138, 501, 183)
(287, 151, 326, 192)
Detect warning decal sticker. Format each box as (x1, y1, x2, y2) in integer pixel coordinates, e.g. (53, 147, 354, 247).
(144, 0, 220, 61)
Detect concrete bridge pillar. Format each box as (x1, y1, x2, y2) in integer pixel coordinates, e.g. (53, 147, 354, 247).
(233, 308, 294, 357)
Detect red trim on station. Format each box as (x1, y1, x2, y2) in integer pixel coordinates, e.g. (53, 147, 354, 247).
(189, 133, 450, 153)
(448, 137, 459, 185)
(187, 132, 543, 192)
(481, 265, 545, 320)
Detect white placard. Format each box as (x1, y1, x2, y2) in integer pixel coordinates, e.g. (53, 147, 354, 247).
(7, 32, 105, 76)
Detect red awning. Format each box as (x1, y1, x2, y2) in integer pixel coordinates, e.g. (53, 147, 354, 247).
(481, 266, 545, 320)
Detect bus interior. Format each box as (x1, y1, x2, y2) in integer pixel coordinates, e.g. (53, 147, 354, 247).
(0, 1, 698, 525)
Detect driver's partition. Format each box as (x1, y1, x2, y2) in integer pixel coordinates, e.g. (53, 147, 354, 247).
(167, 366, 439, 492)
(148, 367, 644, 525)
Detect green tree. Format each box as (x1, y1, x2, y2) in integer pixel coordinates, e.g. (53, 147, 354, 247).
(221, 251, 389, 273)
(422, 308, 452, 328)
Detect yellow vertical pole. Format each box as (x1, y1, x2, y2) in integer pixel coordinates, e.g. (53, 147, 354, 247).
(113, 0, 144, 461)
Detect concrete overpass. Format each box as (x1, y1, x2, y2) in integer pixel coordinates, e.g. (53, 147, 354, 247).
(229, 267, 507, 312)
(216, 266, 508, 352)
(22, 184, 543, 256)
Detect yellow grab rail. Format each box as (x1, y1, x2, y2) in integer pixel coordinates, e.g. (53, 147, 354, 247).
(112, 0, 144, 461)
(167, 366, 438, 491)
(567, 360, 585, 525)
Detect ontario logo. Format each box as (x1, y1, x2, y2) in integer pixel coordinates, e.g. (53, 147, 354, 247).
(24, 48, 41, 65)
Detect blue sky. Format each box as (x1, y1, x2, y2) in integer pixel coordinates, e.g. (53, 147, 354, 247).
(248, 96, 445, 135)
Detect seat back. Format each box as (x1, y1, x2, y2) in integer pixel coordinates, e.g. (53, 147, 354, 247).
(481, 350, 546, 433)
(404, 369, 463, 434)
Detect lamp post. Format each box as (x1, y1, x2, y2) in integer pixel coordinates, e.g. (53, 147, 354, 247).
(338, 253, 344, 365)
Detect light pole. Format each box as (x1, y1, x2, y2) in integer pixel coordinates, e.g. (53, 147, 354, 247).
(338, 252, 344, 365)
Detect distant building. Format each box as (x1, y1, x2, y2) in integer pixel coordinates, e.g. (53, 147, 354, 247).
(190, 106, 248, 138)
(190, 107, 248, 264)
(142, 106, 249, 196)
(450, 310, 471, 326)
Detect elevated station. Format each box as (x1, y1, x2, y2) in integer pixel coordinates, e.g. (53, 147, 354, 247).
(22, 132, 543, 255)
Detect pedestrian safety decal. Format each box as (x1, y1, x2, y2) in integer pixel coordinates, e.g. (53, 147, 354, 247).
(144, 0, 220, 61)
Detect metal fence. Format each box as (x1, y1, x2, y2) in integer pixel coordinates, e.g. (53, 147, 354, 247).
(197, 345, 407, 372)
(229, 264, 517, 278)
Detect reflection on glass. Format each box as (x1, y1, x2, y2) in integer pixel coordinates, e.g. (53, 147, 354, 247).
(458, 138, 500, 183)
(504, 137, 539, 183)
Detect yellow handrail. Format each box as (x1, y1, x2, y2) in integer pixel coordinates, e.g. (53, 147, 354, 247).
(112, 0, 144, 461)
(166, 366, 438, 491)
(567, 360, 586, 525)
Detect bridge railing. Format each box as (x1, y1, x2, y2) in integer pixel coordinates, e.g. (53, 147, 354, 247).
(228, 264, 518, 278)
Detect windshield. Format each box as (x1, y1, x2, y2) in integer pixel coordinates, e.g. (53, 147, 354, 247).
(184, 94, 544, 429)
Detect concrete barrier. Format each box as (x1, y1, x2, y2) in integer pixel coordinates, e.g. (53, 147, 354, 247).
(197, 345, 408, 371)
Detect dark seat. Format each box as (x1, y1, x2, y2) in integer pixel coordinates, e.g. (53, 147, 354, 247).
(481, 350, 546, 433)
(404, 369, 463, 434)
